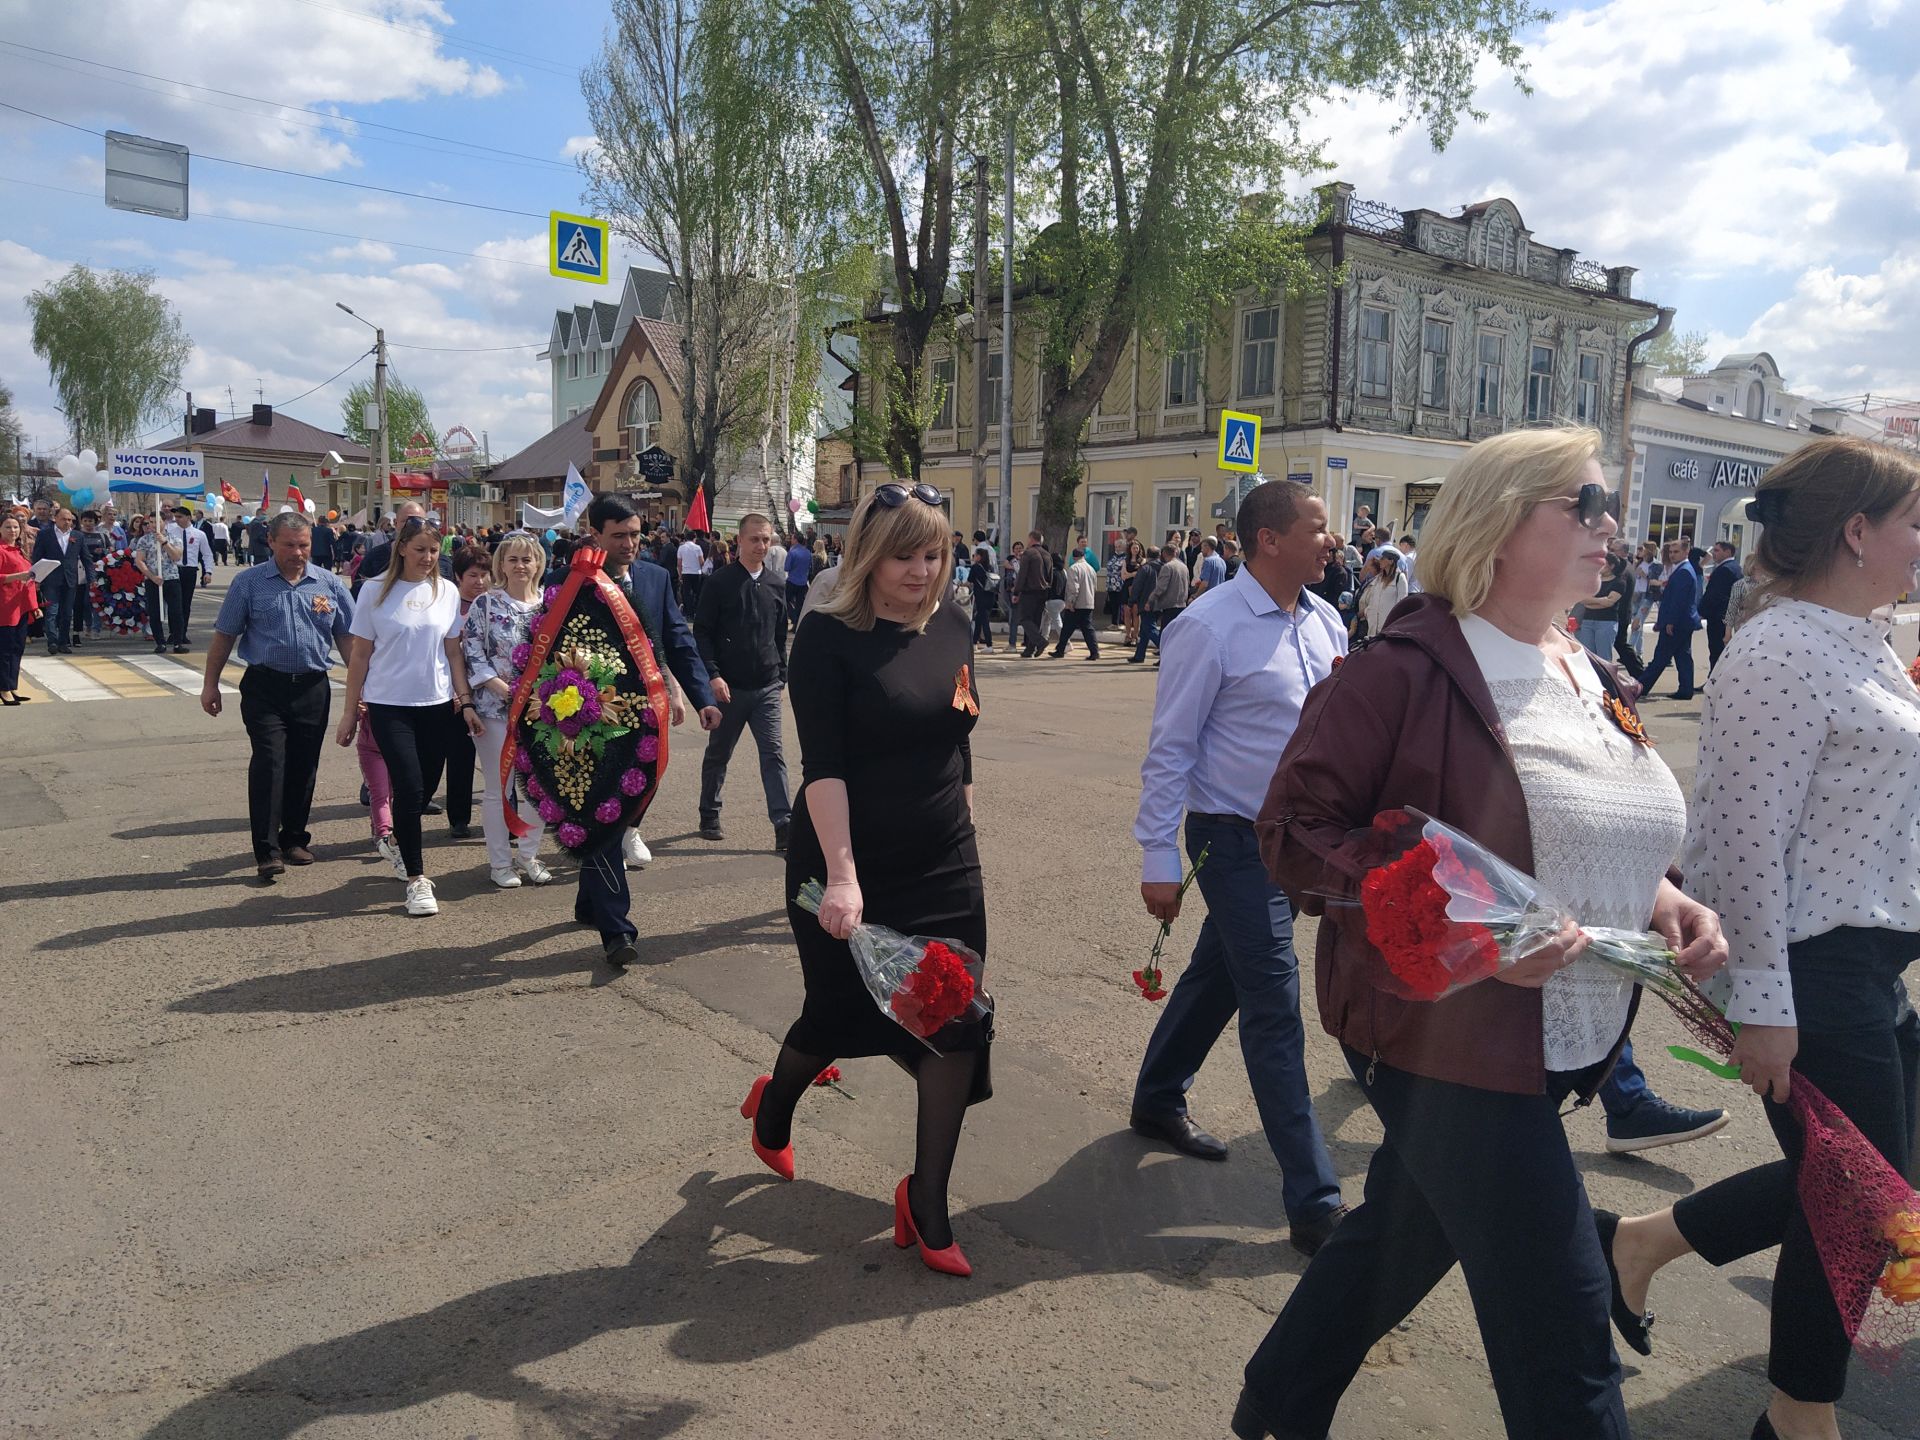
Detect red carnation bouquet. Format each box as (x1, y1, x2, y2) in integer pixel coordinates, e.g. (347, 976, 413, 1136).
(794, 879, 991, 1052)
(1344, 808, 1920, 1368)
(1348, 809, 1679, 1001)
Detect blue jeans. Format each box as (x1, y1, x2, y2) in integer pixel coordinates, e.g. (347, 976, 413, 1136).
(1577, 619, 1616, 663)
(41, 581, 76, 648)
(697, 680, 791, 829)
(1627, 596, 1653, 654)
(1638, 624, 1695, 697)
(1596, 1040, 1647, 1118)
(1133, 815, 1342, 1224)
(1131, 609, 1172, 662)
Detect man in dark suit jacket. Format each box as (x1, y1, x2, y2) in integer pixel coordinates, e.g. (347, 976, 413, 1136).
(574, 494, 721, 966)
(30, 506, 90, 654)
(350, 501, 452, 596)
(1638, 540, 1702, 699)
(1698, 540, 1742, 672)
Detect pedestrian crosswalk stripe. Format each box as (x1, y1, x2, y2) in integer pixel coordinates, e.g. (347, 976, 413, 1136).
(20, 655, 118, 701)
(66, 655, 170, 699)
(124, 652, 237, 696)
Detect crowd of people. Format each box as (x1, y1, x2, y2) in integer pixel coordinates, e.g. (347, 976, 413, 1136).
(16, 425, 1917, 1439)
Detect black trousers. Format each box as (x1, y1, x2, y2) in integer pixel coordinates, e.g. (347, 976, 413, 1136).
(213, 539, 229, 564)
(239, 668, 332, 863)
(146, 578, 186, 646)
(1611, 621, 1644, 680)
(1051, 606, 1099, 657)
(177, 565, 199, 641)
(1705, 618, 1728, 671)
(575, 830, 634, 945)
(1244, 1047, 1626, 1440)
(1671, 927, 1919, 1402)
(420, 727, 476, 828)
(0, 618, 25, 691)
(364, 702, 460, 878)
(1017, 593, 1046, 654)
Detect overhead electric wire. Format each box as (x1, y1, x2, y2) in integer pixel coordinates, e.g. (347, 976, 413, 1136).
(0, 174, 551, 271)
(0, 39, 579, 173)
(0, 100, 550, 220)
(388, 339, 548, 352)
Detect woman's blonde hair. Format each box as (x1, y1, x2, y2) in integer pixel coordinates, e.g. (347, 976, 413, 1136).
(490, 530, 546, 587)
(376, 517, 444, 608)
(816, 488, 953, 632)
(1417, 426, 1603, 617)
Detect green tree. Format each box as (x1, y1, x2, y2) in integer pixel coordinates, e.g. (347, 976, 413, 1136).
(0, 379, 21, 476)
(1640, 327, 1711, 378)
(25, 266, 191, 454)
(340, 376, 436, 462)
(584, 0, 859, 515)
(1018, 0, 1545, 542)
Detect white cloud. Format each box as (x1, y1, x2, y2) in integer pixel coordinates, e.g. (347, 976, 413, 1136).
(0, 0, 506, 171)
(561, 136, 600, 161)
(325, 241, 397, 264)
(1734, 245, 1920, 397)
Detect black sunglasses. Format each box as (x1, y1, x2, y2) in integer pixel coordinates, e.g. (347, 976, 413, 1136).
(873, 482, 944, 510)
(1565, 482, 1618, 530)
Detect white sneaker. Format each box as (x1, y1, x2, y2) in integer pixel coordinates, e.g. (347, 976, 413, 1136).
(376, 833, 406, 881)
(404, 876, 438, 916)
(516, 855, 553, 886)
(489, 865, 522, 889)
(622, 830, 651, 869)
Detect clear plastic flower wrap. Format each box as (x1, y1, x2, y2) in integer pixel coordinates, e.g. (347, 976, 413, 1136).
(793, 878, 992, 1053)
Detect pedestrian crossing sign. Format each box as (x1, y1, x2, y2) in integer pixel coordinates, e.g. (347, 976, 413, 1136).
(549, 211, 609, 284)
(1218, 410, 1261, 473)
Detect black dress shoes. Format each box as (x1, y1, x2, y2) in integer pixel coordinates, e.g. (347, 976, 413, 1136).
(1288, 1203, 1351, 1258)
(1593, 1208, 1654, 1355)
(1129, 1109, 1228, 1161)
(1230, 1387, 1277, 1439)
(603, 937, 639, 968)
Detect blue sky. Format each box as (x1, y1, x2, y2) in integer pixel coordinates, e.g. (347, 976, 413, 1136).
(2, 0, 1915, 461)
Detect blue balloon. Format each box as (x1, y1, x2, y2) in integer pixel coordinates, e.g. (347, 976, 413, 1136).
(544, 528, 558, 542)
(70, 487, 94, 507)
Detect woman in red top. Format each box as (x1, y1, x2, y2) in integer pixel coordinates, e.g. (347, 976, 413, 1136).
(0, 513, 41, 704)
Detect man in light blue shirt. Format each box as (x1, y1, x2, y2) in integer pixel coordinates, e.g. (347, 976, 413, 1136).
(199, 512, 355, 878)
(1193, 535, 1228, 595)
(1130, 479, 1347, 1257)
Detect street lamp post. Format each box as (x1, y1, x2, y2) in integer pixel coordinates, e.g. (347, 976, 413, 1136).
(336, 303, 390, 520)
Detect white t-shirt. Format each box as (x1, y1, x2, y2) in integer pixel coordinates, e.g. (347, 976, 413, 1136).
(349, 577, 466, 706)
(211, 520, 230, 541)
(678, 540, 704, 575)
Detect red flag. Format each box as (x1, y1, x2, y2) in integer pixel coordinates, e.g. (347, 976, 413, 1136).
(685, 485, 710, 533)
(219, 479, 243, 504)
(287, 482, 306, 511)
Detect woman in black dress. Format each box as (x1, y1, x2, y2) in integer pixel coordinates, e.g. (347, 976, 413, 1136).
(743, 482, 988, 1277)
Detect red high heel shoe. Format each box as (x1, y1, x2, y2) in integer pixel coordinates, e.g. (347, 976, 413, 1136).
(893, 1175, 971, 1277)
(739, 1075, 794, 1181)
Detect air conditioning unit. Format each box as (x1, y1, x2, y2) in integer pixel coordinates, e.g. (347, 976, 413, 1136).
(481, 484, 502, 503)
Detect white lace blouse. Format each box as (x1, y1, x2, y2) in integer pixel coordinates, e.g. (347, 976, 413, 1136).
(1461, 617, 1690, 1070)
(1682, 599, 1920, 1026)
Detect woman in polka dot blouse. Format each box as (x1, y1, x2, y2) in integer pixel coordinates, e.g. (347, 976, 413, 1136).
(1604, 437, 1920, 1440)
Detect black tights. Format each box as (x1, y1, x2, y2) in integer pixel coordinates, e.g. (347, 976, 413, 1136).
(754, 1042, 981, 1250)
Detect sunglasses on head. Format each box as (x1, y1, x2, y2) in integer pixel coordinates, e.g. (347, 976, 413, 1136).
(873, 482, 943, 510)
(1565, 482, 1617, 530)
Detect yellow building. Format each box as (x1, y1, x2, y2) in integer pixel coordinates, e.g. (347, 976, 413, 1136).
(862, 184, 1658, 558)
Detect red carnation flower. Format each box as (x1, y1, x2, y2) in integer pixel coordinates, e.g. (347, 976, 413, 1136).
(1359, 839, 1502, 1000)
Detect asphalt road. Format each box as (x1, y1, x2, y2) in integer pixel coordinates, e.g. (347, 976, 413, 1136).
(2, 576, 1915, 1439)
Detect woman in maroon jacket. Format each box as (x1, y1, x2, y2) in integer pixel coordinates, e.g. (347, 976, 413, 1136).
(1231, 428, 1726, 1440)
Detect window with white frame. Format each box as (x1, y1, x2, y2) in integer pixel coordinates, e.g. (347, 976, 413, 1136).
(1575, 351, 1603, 425)
(1239, 306, 1278, 398)
(1157, 484, 1196, 536)
(587, 346, 599, 376)
(569, 351, 581, 379)
(1166, 323, 1202, 409)
(1475, 332, 1504, 417)
(1526, 344, 1554, 423)
(1090, 488, 1129, 562)
(984, 352, 1005, 428)
(623, 379, 661, 456)
(1358, 307, 1392, 401)
(1420, 319, 1452, 408)
(1645, 501, 1700, 548)
(931, 356, 955, 431)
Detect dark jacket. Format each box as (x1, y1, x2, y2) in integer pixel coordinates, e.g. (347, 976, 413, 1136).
(606, 556, 716, 711)
(692, 560, 788, 691)
(30, 524, 90, 592)
(1015, 544, 1053, 598)
(1655, 559, 1701, 632)
(1699, 558, 1741, 625)
(1256, 593, 1655, 1098)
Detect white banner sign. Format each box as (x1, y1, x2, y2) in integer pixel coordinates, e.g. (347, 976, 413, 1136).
(110, 448, 204, 486)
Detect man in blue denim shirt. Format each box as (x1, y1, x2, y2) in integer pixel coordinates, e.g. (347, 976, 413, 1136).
(200, 512, 355, 878)
(1129, 479, 1348, 1257)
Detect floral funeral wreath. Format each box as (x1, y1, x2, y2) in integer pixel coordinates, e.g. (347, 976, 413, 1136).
(502, 546, 672, 856)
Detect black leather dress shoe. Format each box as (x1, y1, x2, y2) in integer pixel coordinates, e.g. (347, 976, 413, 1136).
(603, 937, 639, 968)
(1288, 1203, 1351, 1258)
(1129, 1110, 1228, 1161)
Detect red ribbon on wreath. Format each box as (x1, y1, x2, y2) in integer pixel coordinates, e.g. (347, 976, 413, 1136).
(499, 546, 671, 840)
